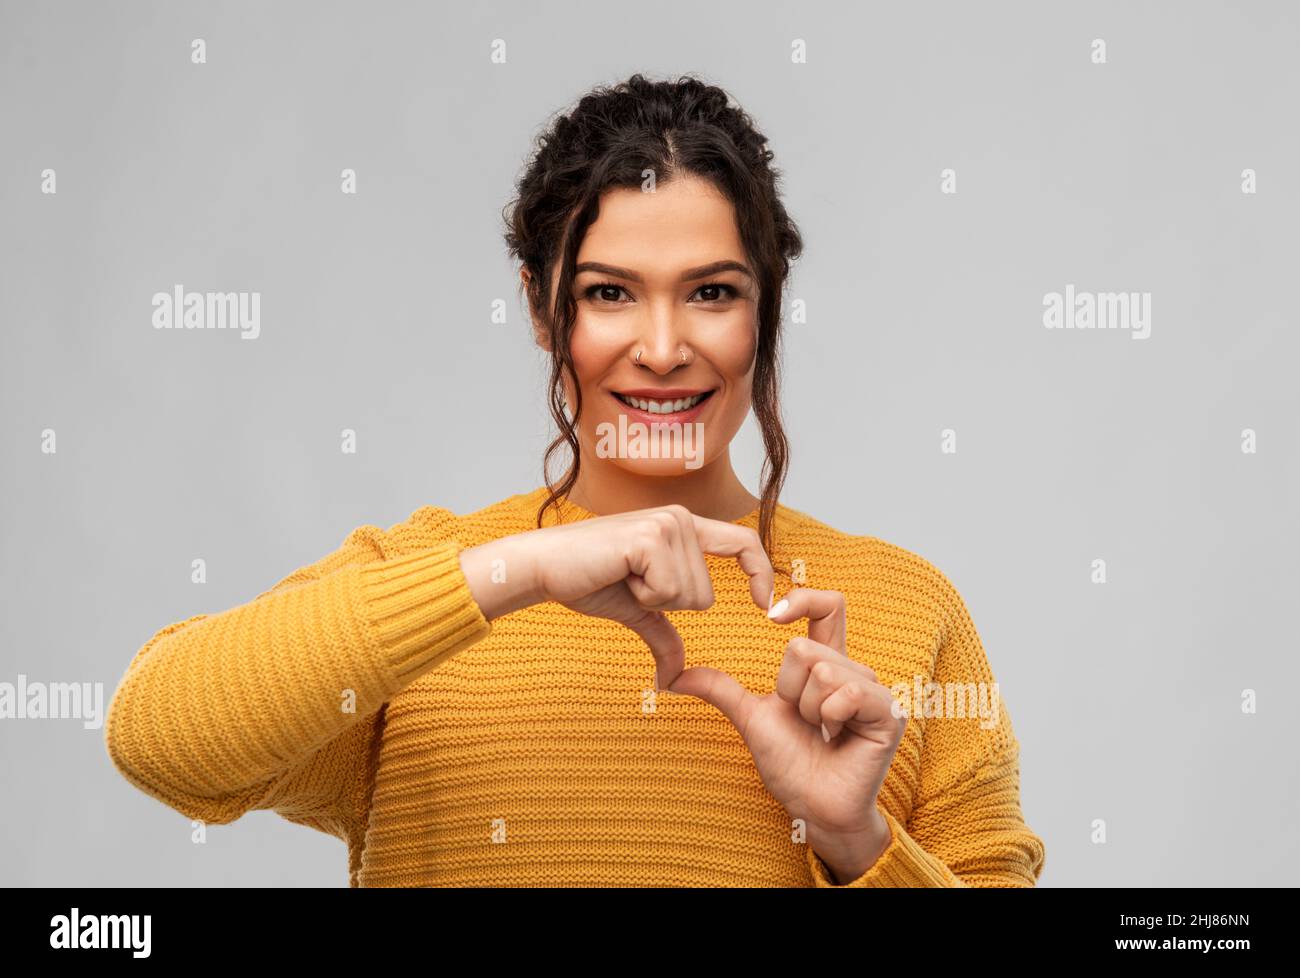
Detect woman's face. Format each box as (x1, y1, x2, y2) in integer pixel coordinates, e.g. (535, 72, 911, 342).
(529, 173, 760, 477)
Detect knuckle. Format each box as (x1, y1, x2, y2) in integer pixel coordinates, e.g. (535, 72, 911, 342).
(651, 511, 678, 536)
(811, 660, 838, 685)
(634, 518, 668, 545)
(636, 526, 662, 551)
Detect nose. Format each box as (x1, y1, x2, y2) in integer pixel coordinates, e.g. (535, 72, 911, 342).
(633, 308, 690, 373)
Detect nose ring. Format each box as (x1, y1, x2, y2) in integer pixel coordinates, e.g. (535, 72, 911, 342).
(635, 349, 688, 364)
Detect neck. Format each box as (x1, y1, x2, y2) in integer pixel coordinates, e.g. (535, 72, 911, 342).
(561, 454, 760, 523)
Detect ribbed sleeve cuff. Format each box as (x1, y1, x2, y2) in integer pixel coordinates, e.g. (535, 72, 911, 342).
(357, 543, 492, 684)
(807, 808, 964, 887)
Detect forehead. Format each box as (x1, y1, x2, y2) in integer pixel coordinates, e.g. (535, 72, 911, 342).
(576, 175, 744, 266)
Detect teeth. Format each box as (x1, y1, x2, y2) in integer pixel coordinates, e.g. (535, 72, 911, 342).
(618, 392, 708, 413)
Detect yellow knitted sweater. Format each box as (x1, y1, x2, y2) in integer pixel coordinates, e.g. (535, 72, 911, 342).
(104, 487, 1046, 887)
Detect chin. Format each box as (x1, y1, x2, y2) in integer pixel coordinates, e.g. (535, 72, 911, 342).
(606, 456, 711, 477)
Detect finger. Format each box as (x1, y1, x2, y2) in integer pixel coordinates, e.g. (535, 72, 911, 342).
(672, 508, 716, 610)
(690, 515, 774, 612)
(766, 587, 847, 654)
(663, 665, 755, 736)
(795, 655, 866, 738)
(775, 636, 876, 709)
(625, 511, 686, 611)
(820, 680, 907, 746)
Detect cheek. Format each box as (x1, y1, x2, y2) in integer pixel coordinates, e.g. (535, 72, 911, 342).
(697, 325, 757, 438)
(711, 319, 759, 385)
(566, 321, 625, 404)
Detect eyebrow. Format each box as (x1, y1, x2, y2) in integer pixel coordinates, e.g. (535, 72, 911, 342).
(574, 260, 754, 283)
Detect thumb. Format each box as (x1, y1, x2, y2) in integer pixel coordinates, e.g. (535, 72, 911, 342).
(664, 666, 754, 734)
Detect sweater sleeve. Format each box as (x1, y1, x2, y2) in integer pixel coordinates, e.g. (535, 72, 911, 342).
(103, 510, 492, 843)
(807, 565, 1047, 887)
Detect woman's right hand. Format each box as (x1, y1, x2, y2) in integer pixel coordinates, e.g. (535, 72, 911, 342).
(457, 503, 775, 690)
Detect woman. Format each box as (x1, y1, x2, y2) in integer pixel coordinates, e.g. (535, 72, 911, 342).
(105, 74, 1046, 887)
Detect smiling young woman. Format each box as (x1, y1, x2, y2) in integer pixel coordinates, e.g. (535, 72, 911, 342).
(105, 73, 1046, 888)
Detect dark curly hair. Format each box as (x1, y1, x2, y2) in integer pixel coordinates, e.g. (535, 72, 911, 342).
(501, 72, 803, 560)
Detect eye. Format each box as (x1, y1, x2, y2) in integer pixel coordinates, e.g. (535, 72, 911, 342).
(692, 283, 740, 303)
(581, 281, 741, 305)
(583, 282, 632, 304)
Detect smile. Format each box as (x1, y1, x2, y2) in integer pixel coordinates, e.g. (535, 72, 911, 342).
(611, 390, 716, 415)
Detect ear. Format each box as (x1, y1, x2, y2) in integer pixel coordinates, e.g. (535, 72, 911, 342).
(521, 266, 552, 353)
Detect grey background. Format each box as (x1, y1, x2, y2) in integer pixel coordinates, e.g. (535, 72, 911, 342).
(2, 0, 1296, 886)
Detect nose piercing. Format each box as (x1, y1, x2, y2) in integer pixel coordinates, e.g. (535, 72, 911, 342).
(634, 349, 689, 364)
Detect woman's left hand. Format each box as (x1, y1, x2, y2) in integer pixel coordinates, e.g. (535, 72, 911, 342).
(664, 587, 907, 879)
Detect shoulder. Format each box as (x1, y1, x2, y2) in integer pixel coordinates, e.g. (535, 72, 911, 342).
(388, 490, 542, 552)
(773, 502, 969, 628)
(339, 491, 537, 558)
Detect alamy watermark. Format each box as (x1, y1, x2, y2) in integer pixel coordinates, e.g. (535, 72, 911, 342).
(152, 284, 261, 339)
(888, 676, 1001, 730)
(595, 416, 705, 470)
(0, 675, 105, 730)
(1043, 283, 1150, 339)
(50, 908, 150, 958)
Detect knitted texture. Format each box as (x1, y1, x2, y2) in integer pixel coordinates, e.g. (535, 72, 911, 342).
(105, 487, 1046, 887)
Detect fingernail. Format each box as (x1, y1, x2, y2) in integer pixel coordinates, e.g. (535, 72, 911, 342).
(821, 722, 831, 742)
(767, 598, 788, 619)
